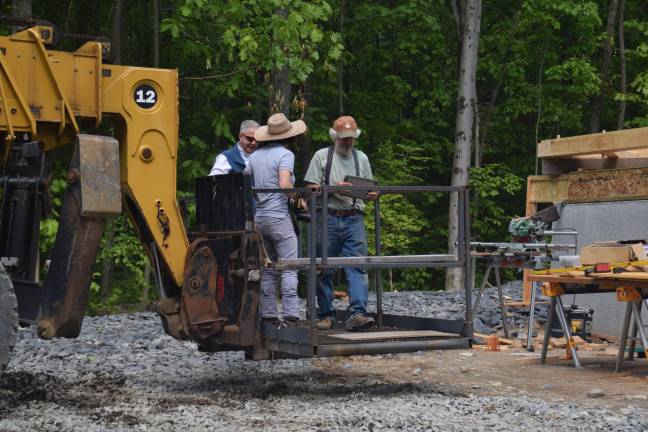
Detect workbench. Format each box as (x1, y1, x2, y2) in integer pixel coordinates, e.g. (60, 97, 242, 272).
(529, 272, 648, 370)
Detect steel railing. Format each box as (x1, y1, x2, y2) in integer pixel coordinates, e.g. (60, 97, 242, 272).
(252, 184, 472, 341)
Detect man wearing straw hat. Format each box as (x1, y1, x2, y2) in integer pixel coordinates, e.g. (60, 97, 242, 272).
(304, 115, 377, 331)
(250, 113, 307, 325)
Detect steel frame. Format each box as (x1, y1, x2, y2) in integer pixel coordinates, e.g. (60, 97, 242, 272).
(252, 184, 472, 357)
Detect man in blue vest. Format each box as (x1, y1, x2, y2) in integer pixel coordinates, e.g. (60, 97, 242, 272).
(209, 120, 260, 175)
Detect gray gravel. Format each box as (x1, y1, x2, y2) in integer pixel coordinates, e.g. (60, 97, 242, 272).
(365, 281, 549, 335)
(1, 287, 646, 431)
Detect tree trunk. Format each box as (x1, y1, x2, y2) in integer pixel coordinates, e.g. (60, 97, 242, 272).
(11, 0, 31, 18)
(446, 0, 481, 292)
(616, 0, 626, 130)
(450, 0, 464, 40)
(111, 0, 122, 65)
(589, 0, 619, 133)
(152, 0, 160, 68)
(297, 83, 313, 173)
(11, 0, 31, 32)
(141, 261, 151, 304)
(268, 8, 291, 116)
(337, 0, 346, 116)
(100, 220, 115, 300)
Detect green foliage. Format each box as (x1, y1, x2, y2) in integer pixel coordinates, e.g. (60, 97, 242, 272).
(470, 164, 524, 240)
(20, 0, 648, 303)
(88, 216, 151, 316)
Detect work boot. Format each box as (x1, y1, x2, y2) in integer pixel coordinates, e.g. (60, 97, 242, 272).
(284, 316, 301, 327)
(262, 317, 282, 327)
(314, 317, 334, 330)
(345, 314, 375, 332)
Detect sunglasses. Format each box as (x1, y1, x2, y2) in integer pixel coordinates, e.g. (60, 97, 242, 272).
(242, 135, 256, 142)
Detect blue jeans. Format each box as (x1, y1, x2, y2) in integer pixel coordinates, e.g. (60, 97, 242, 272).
(317, 213, 369, 319)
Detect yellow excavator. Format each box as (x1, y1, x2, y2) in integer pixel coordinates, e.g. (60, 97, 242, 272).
(0, 23, 472, 371)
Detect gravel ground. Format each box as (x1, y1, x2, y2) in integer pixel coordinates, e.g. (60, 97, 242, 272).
(367, 281, 549, 335)
(1, 285, 646, 431)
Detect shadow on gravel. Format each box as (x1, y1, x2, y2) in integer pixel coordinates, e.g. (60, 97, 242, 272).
(0, 371, 128, 415)
(167, 369, 467, 401)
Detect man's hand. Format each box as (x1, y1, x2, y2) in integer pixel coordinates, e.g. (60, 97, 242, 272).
(335, 181, 353, 196)
(366, 191, 379, 201)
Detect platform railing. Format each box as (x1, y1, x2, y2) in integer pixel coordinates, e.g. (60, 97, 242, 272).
(252, 184, 472, 352)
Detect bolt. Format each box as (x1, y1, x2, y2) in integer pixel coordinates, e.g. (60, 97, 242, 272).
(10, 108, 16, 114)
(248, 269, 261, 282)
(189, 277, 201, 290)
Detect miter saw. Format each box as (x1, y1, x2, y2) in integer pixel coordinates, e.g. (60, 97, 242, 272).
(508, 204, 564, 243)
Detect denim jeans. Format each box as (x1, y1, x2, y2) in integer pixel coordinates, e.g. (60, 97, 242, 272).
(255, 216, 299, 319)
(317, 212, 369, 319)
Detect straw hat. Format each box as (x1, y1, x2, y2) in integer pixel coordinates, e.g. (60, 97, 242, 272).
(254, 113, 307, 142)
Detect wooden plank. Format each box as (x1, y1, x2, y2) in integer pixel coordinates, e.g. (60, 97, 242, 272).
(591, 272, 648, 280)
(538, 127, 648, 158)
(523, 186, 537, 303)
(527, 175, 569, 203)
(327, 330, 457, 341)
(529, 274, 648, 288)
(473, 332, 516, 345)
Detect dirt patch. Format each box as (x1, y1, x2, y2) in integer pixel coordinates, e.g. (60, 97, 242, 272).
(0, 370, 128, 415)
(315, 348, 648, 408)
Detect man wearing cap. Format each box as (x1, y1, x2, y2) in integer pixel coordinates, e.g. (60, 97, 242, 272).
(304, 115, 377, 331)
(250, 113, 307, 325)
(209, 119, 259, 175)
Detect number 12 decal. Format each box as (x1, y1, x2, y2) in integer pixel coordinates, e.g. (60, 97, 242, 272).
(134, 84, 157, 108)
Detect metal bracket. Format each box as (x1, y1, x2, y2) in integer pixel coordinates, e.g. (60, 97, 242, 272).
(541, 282, 565, 297)
(617, 286, 641, 302)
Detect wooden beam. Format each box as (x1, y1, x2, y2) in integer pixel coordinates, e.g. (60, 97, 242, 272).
(538, 127, 648, 158)
(523, 178, 537, 303)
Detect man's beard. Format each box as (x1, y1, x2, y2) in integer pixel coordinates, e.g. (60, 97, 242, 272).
(335, 141, 353, 155)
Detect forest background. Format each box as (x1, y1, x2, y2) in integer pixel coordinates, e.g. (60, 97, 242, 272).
(3, 0, 648, 314)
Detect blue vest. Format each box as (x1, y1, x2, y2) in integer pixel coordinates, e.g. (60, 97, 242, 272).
(222, 143, 246, 173)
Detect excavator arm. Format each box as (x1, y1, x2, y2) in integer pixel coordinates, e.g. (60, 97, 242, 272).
(0, 25, 189, 337)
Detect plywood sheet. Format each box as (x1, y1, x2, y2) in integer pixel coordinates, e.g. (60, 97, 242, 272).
(567, 168, 648, 202)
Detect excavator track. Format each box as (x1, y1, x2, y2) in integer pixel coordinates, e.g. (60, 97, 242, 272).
(0, 264, 18, 372)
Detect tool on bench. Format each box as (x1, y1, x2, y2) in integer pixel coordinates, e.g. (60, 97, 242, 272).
(506, 204, 580, 351)
(470, 241, 575, 343)
(584, 263, 612, 277)
(616, 288, 648, 372)
(532, 259, 648, 276)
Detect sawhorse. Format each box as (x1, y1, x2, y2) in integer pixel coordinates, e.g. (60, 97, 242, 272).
(540, 283, 582, 368)
(616, 286, 648, 372)
(471, 258, 510, 339)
